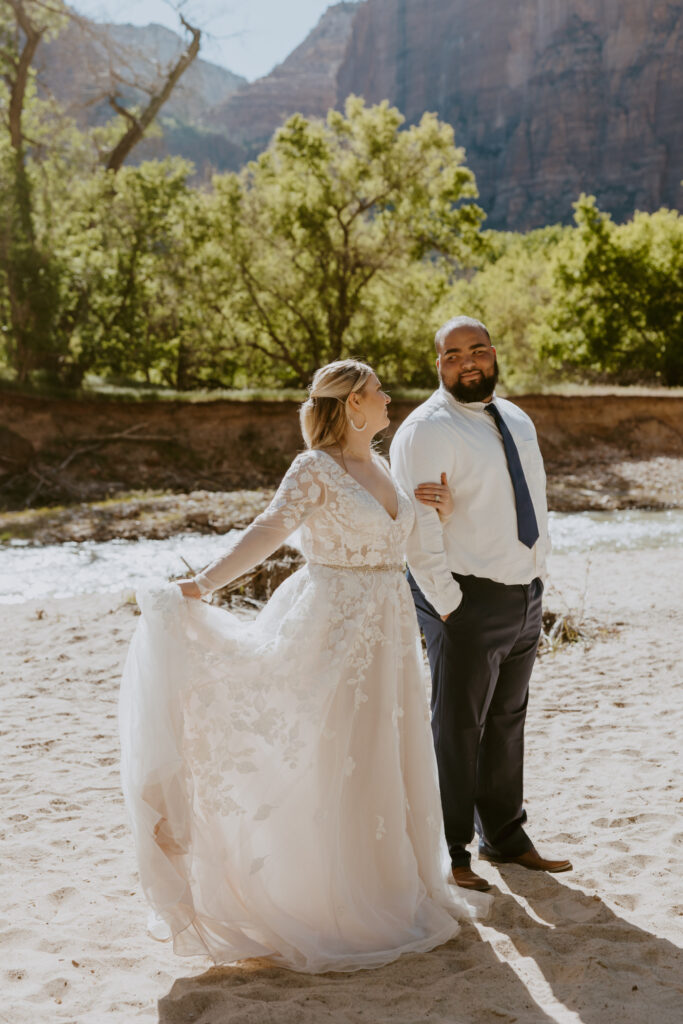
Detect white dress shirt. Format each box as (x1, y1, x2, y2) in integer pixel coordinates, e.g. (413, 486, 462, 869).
(390, 387, 550, 616)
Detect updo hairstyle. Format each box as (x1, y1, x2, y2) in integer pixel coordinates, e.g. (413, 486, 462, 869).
(300, 359, 374, 451)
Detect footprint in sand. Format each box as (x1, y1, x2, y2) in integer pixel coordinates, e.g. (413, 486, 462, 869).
(606, 852, 650, 872)
(613, 893, 641, 912)
(28, 977, 70, 1005)
(46, 886, 79, 905)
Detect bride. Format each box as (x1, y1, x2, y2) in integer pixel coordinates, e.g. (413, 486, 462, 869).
(119, 359, 489, 974)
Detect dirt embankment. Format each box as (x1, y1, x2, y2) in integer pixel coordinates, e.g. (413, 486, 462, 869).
(1, 391, 682, 518)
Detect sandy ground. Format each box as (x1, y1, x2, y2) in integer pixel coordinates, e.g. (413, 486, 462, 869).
(1, 549, 682, 1024)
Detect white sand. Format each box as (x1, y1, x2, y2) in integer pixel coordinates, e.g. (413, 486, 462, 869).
(1, 549, 681, 1023)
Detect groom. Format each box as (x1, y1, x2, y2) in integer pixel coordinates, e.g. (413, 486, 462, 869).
(390, 316, 572, 891)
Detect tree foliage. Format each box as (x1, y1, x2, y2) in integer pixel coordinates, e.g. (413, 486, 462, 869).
(0, 0, 202, 385)
(540, 195, 683, 385)
(447, 226, 570, 390)
(446, 197, 683, 389)
(206, 97, 484, 385)
(0, 0, 68, 382)
(1, 6, 681, 394)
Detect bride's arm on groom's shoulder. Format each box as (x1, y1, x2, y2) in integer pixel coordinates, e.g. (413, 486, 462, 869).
(414, 472, 454, 522)
(389, 423, 462, 618)
(177, 451, 326, 598)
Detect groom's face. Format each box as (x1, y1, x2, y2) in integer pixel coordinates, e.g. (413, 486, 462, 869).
(436, 326, 498, 403)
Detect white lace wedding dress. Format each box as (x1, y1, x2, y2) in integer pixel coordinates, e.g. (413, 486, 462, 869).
(119, 449, 489, 973)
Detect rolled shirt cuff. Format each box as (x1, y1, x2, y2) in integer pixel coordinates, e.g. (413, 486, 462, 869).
(425, 576, 463, 617)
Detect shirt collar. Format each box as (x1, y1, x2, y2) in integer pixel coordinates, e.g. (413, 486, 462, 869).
(437, 383, 497, 414)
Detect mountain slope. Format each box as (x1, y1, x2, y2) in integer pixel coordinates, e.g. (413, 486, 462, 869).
(34, 2, 683, 227)
(336, 0, 683, 227)
(205, 3, 360, 158)
(38, 18, 248, 175)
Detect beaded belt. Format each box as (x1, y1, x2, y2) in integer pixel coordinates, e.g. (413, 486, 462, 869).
(310, 562, 405, 573)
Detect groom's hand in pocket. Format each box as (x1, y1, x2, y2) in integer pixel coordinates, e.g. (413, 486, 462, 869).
(441, 592, 464, 621)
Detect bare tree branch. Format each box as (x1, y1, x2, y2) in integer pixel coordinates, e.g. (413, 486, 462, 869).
(103, 15, 200, 173)
(5, 0, 46, 152)
(107, 93, 138, 129)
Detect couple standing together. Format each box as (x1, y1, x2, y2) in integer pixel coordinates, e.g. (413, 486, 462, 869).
(120, 315, 571, 974)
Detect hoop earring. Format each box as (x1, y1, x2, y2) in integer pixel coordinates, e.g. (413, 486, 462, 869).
(348, 414, 368, 432)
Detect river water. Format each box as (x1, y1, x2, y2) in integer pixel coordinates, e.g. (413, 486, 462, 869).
(1, 509, 681, 605)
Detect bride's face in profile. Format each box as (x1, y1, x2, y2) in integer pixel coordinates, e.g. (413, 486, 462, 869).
(347, 373, 391, 437)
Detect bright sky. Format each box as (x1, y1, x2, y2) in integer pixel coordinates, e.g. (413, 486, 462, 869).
(70, 0, 346, 81)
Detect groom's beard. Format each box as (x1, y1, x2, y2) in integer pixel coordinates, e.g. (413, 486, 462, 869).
(442, 358, 499, 403)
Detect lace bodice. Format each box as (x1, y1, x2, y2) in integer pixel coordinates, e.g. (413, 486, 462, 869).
(194, 449, 414, 593)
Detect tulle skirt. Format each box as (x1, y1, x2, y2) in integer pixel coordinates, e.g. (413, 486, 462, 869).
(119, 567, 489, 972)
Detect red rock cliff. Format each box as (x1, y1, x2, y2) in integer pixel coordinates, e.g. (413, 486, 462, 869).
(336, 0, 683, 228)
(206, 3, 360, 156)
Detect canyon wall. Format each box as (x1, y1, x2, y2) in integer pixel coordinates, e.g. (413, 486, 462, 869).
(31, 1, 683, 225)
(336, 0, 683, 228)
(205, 3, 360, 157)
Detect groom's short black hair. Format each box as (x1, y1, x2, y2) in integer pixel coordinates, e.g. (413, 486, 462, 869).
(434, 316, 491, 351)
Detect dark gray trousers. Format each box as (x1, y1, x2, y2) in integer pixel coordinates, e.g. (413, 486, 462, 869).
(409, 570, 543, 868)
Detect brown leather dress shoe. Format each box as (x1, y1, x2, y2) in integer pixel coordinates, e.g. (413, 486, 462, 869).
(451, 866, 491, 891)
(479, 846, 572, 873)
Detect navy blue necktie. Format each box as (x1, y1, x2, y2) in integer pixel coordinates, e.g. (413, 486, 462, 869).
(485, 402, 540, 549)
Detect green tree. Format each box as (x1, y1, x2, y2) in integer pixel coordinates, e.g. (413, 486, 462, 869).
(0, 1, 202, 386)
(447, 225, 569, 391)
(43, 159, 211, 388)
(542, 195, 683, 385)
(208, 96, 484, 386)
(0, 0, 67, 382)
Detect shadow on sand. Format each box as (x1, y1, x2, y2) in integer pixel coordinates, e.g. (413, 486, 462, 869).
(158, 872, 682, 1024)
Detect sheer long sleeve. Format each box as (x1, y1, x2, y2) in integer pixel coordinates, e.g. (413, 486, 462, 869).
(192, 451, 325, 595)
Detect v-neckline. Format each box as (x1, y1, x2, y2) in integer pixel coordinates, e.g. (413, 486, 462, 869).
(315, 449, 400, 522)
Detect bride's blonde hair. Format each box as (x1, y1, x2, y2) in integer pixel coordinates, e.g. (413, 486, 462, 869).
(300, 359, 374, 450)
